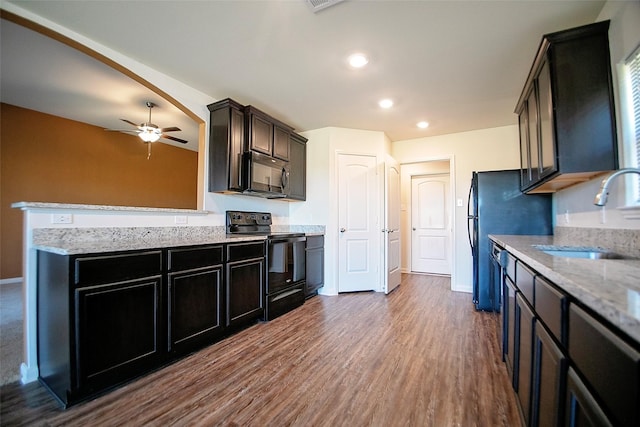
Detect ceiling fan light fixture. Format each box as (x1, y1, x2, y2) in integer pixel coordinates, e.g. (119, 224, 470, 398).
(139, 126, 161, 143)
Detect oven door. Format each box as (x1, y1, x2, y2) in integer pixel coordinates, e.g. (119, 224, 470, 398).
(267, 236, 306, 294)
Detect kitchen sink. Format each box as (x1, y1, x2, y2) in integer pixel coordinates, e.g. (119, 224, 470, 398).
(533, 245, 635, 260)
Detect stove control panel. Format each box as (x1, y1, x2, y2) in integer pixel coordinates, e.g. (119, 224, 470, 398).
(227, 211, 272, 227)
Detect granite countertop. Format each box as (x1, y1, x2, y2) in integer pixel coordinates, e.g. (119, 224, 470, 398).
(490, 234, 640, 344)
(32, 225, 325, 256)
(33, 234, 267, 255)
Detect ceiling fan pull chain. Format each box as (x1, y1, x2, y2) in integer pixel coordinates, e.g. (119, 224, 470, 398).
(147, 142, 152, 160)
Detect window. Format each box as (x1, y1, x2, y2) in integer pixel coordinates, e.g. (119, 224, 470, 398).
(620, 45, 640, 205)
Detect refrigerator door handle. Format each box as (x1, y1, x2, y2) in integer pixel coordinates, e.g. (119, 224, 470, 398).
(467, 179, 475, 253)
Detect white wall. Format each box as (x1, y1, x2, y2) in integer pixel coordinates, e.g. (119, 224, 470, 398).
(554, 0, 640, 230)
(392, 125, 521, 292)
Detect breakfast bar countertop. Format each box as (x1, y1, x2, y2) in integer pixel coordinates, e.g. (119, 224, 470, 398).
(490, 234, 640, 344)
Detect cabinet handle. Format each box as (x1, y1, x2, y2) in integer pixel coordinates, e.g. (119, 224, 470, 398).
(340, 228, 346, 233)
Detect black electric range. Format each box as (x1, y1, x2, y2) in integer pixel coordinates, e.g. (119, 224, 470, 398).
(226, 211, 306, 320)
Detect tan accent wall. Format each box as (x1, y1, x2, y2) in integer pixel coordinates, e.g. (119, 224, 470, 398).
(0, 103, 198, 279)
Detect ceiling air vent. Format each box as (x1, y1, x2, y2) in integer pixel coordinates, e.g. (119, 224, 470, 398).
(305, 0, 345, 13)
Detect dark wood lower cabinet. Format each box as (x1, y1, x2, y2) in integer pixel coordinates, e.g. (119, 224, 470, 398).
(565, 367, 612, 427)
(37, 241, 266, 407)
(496, 243, 640, 427)
(532, 322, 567, 427)
(305, 235, 324, 298)
(503, 277, 518, 385)
(226, 259, 264, 327)
(168, 266, 223, 354)
(76, 277, 163, 392)
(516, 293, 535, 426)
(225, 242, 265, 328)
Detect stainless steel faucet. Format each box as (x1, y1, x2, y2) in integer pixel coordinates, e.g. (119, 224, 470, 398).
(593, 168, 640, 206)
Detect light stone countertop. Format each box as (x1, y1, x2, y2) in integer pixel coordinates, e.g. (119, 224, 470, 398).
(490, 234, 640, 344)
(32, 234, 267, 255)
(31, 225, 325, 255)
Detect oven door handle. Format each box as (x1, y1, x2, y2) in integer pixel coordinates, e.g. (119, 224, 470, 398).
(269, 236, 306, 244)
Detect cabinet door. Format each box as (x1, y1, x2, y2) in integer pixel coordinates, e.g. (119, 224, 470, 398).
(517, 293, 535, 426)
(519, 106, 532, 189)
(566, 368, 613, 427)
(75, 276, 162, 390)
(305, 243, 324, 297)
(504, 277, 518, 385)
(532, 322, 567, 427)
(208, 99, 245, 193)
(226, 258, 264, 327)
(228, 106, 245, 191)
(527, 85, 541, 184)
(168, 266, 223, 354)
(273, 125, 290, 161)
(569, 304, 640, 426)
(537, 59, 556, 180)
(288, 134, 307, 200)
(249, 113, 273, 155)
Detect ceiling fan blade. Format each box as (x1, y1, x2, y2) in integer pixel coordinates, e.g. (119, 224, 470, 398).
(162, 134, 188, 144)
(160, 126, 181, 133)
(120, 118, 140, 128)
(105, 129, 141, 133)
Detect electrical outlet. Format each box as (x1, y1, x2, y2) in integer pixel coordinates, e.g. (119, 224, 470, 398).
(51, 213, 72, 224)
(175, 215, 188, 224)
(456, 198, 464, 207)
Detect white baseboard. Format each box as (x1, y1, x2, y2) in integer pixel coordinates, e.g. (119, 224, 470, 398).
(0, 277, 22, 286)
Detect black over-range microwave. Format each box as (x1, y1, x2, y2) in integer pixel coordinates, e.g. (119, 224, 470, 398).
(243, 151, 290, 198)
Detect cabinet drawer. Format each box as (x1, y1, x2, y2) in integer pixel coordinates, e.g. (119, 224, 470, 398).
(535, 277, 567, 347)
(306, 235, 324, 250)
(226, 241, 265, 262)
(516, 261, 535, 306)
(75, 251, 162, 285)
(168, 246, 223, 271)
(506, 253, 517, 282)
(569, 304, 640, 427)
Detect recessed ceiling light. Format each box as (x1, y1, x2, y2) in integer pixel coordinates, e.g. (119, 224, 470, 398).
(348, 53, 369, 68)
(379, 99, 393, 109)
(417, 121, 430, 129)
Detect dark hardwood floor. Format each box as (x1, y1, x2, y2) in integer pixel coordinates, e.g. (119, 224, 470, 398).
(0, 274, 521, 426)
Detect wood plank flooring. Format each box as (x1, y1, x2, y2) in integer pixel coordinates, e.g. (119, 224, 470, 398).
(0, 274, 521, 426)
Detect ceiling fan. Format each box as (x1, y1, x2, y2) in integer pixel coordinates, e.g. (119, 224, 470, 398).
(107, 101, 188, 144)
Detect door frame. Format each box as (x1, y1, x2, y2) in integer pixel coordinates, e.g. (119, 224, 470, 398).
(410, 172, 452, 275)
(334, 151, 382, 293)
(399, 156, 456, 289)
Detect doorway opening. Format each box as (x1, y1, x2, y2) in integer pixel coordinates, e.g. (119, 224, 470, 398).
(400, 159, 453, 279)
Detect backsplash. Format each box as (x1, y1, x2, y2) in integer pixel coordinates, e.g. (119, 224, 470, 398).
(554, 226, 640, 258)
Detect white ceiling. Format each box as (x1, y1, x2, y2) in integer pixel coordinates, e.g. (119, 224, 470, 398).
(2, 0, 607, 147)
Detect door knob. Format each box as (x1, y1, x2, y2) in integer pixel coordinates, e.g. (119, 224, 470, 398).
(340, 228, 346, 233)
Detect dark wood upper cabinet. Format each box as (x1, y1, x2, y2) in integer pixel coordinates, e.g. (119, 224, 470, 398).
(515, 20, 618, 193)
(208, 98, 245, 193)
(245, 106, 292, 161)
(285, 132, 307, 201)
(208, 99, 306, 198)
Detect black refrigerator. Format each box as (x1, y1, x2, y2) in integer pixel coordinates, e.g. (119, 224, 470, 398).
(468, 170, 552, 311)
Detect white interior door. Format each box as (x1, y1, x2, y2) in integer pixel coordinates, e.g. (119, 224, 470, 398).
(384, 157, 401, 294)
(411, 174, 451, 275)
(338, 153, 379, 292)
